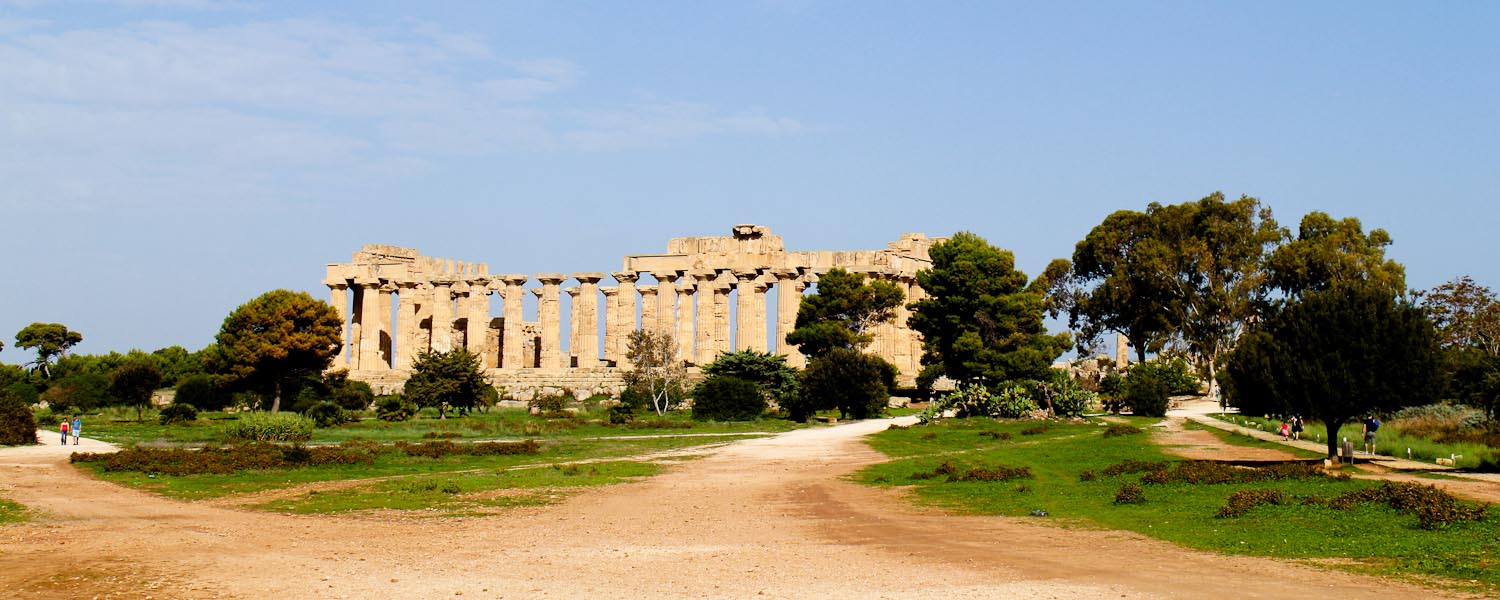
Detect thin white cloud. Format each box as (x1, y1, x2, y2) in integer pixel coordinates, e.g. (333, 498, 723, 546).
(0, 18, 801, 209)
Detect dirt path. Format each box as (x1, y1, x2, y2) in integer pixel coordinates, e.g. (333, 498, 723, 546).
(0, 420, 1480, 599)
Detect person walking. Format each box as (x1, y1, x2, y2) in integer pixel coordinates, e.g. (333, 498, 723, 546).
(59, 420, 69, 445)
(1291, 416, 1304, 441)
(1279, 420, 1291, 441)
(71, 416, 82, 445)
(1362, 415, 1381, 455)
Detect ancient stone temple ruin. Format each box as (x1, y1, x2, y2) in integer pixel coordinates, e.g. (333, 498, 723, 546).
(323, 225, 942, 396)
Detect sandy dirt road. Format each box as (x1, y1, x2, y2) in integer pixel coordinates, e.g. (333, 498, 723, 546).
(0, 419, 1478, 599)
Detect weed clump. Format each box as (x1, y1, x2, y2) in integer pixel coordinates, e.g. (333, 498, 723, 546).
(393, 439, 541, 458)
(1216, 489, 1286, 518)
(1101, 459, 1171, 477)
(1078, 470, 1097, 482)
(71, 443, 376, 475)
(1141, 461, 1338, 486)
(978, 430, 1012, 441)
(1102, 424, 1143, 438)
(1020, 425, 1050, 436)
(221, 412, 314, 442)
(1114, 482, 1145, 504)
(910, 459, 1031, 483)
(422, 431, 463, 439)
(1329, 481, 1490, 530)
(624, 418, 692, 430)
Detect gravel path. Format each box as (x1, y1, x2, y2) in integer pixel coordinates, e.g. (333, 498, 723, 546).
(0, 419, 1478, 599)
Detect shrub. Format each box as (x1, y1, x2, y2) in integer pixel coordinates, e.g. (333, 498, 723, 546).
(0, 391, 39, 445)
(978, 430, 1011, 440)
(1124, 367, 1171, 417)
(1103, 424, 1143, 437)
(934, 383, 997, 419)
(994, 383, 1040, 419)
(909, 459, 1030, 482)
(71, 443, 376, 475)
(607, 403, 635, 425)
(1101, 459, 1171, 477)
(306, 401, 352, 428)
(530, 392, 570, 413)
(158, 403, 198, 425)
(33, 409, 60, 428)
(1114, 482, 1146, 504)
(1020, 424, 1049, 436)
(392, 439, 541, 458)
(333, 381, 375, 411)
(1078, 470, 1097, 482)
(422, 431, 462, 439)
(221, 412, 314, 442)
(376, 395, 416, 422)
(1329, 481, 1489, 530)
(691, 375, 767, 421)
(1217, 489, 1286, 518)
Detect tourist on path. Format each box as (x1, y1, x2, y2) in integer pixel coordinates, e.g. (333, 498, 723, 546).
(1279, 420, 1290, 441)
(1362, 415, 1381, 455)
(71, 417, 81, 445)
(59, 420, 69, 445)
(1291, 416, 1303, 441)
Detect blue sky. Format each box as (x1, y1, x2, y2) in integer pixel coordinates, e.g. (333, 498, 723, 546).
(2, 1, 1497, 361)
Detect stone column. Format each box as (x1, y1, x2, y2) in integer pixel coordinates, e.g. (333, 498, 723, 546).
(638, 285, 658, 338)
(378, 283, 396, 368)
(395, 281, 423, 369)
(889, 275, 915, 375)
(600, 286, 619, 365)
(575, 273, 605, 368)
(429, 279, 455, 352)
(713, 274, 732, 357)
(564, 286, 581, 367)
(1116, 333, 1130, 369)
(653, 271, 678, 335)
(465, 278, 492, 365)
(355, 278, 383, 370)
(535, 274, 566, 369)
(325, 280, 349, 368)
(734, 270, 765, 351)
(867, 272, 899, 369)
(675, 277, 695, 364)
(612, 272, 639, 368)
(692, 269, 718, 365)
(498, 274, 529, 369)
(906, 278, 926, 374)
(774, 269, 806, 367)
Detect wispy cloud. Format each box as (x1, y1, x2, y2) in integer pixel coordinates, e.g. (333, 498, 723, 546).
(0, 18, 802, 208)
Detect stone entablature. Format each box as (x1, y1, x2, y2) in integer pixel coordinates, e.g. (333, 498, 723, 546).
(325, 225, 943, 397)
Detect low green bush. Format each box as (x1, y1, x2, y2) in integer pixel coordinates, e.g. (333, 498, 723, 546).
(1, 391, 39, 445)
(1217, 488, 1286, 518)
(691, 375, 766, 421)
(306, 401, 352, 428)
(221, 412, 314, 442)
(1328, 481, 1490, 530)
(1124, 368, 1170, 417)
(1114, 482, 1145, 504)
(158, 403, 198, 425)
(376, 395, 416, 422)
(910, 459, 1031, 483)
(391, 439, 541, 458)
(607, 403, 635, 425)
(1103, 424, 1143, 437)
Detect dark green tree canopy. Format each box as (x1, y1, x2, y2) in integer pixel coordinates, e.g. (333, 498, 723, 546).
(15, 322, 84, 378)
(798, 348, 896, 421)
(1223, 282, 1439, 458)
(700, 350, 800, 407)
(213, 289, 342, 412)
(909, 231, 1069, 386)
(1264, 211, 1405, 298)
(403, 349, 488, 418)
(1064, 193, 1282, 367)
(785, 268, 904, 358)
(110, 358, 163, 422)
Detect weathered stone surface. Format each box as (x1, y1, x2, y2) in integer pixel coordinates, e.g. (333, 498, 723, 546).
(327, 227, 942, 392)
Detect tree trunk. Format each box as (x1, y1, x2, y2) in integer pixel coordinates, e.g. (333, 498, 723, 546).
(271, 380, 282, 413)
(1325, 419, 1342, 460)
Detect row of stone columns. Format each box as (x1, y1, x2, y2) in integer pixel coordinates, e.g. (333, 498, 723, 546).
(328, 268, 920, 374)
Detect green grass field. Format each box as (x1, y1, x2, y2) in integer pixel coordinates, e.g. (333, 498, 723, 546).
(0, 498, 27, 524)
(78, 406, 801, 447)
(80, 433, 752, 503)
(857, 417, 1500, 593)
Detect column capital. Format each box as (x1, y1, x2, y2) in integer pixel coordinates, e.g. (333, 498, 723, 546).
(529, 287, 544, 297)
(573, 272, 607, 285)
(354, 277, 382, 288)
(612, 271, 640, 284)
(600, 286, 620, 296)
(535, 273, 567, 285)
(689, 268, 718, 280)
(651, 270, 680, 283)
(498, 274, 530, 286)
(773, 267, 801, 280)
(563, 286, 581, 297)
(637, 284, 658, 295)
(322, 279, 349, 289)
(732, 268, 760, 282)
